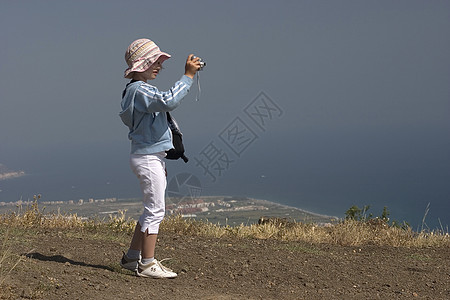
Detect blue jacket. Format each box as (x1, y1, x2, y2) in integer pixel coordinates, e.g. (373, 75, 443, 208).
(119, 75, 193, 154)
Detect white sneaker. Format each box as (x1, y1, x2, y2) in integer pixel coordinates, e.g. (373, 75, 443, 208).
(136, 259, 177, 279)
(120, 252, 140, 272)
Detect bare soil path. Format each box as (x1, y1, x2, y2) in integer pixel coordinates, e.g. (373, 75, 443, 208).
(1, 228, 449, 299)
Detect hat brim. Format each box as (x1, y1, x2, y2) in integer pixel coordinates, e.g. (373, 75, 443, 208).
(124, 52, 171, 79)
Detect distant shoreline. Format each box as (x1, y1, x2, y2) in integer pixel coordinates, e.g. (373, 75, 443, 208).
(255, 198, 339, 219)
(191, 195, 340, 220)
(0, 194, 340, 223)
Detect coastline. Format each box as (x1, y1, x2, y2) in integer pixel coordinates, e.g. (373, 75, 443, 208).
(252, 198, 339, 220)
(0, 194, 339, 226)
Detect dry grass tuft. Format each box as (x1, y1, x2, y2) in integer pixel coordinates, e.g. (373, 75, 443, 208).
(161, 215, 449, 248)
(1, 201, 84, 229)
(0, 200, 136, 234)
(1, 201, 448, 249)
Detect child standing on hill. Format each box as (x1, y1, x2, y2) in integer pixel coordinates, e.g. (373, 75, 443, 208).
(119, 38, 201, 278)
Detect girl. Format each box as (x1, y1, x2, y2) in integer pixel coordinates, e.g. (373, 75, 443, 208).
(119, 38, 201, 278)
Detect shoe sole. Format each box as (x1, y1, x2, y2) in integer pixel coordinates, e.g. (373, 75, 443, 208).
(136, 271, 177, 279)
(121, 265, 138, 272)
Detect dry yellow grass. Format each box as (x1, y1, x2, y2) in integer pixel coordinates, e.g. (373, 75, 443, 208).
(160, 215, 449, 248)
(1, 201, 449, 248)
(0, 201, 136, 234)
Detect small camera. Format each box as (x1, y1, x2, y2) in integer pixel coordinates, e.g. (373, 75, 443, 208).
(192, 55, 206, 70)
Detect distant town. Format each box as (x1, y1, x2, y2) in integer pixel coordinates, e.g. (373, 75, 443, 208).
(0, 195, 339, 226)
(166, 197, 269, 216)
(0, 197, 117, 208)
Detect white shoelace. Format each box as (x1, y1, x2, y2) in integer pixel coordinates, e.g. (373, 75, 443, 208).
(157, 258, 174, 272)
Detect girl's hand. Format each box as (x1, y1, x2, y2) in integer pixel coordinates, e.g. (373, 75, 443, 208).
(184, 54, 201, 78)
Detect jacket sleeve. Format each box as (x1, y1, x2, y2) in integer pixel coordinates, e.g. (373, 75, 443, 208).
(134, 75, 193, 113)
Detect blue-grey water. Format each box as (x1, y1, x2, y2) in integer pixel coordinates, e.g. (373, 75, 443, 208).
(1, 141, 449, 231)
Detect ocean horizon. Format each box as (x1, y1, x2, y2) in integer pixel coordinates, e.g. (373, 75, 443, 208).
(1, 168, 448, 231)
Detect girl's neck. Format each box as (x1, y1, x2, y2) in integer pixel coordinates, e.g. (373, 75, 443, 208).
(132, 74, 147, 82)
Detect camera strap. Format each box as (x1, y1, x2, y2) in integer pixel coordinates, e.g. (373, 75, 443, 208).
(195, 72, 202, 101)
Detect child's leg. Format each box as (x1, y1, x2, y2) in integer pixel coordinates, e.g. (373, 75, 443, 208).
(141, 231, 158, 259)
(129, 222, 143, 251)
(129, 153, 166, 258)
(129, 223, 157, 259)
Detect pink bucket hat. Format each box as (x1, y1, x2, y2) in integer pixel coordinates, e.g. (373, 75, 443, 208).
(124, 38, 171, 78)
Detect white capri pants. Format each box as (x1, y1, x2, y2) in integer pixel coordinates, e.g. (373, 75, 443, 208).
(130, 153, 167, 234)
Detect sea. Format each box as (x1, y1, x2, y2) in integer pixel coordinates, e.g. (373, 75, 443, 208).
(1, 144, 449, 231)
(1, 169, 449, 231)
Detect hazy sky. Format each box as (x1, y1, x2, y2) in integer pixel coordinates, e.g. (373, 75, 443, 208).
(1, 1, 449, 228)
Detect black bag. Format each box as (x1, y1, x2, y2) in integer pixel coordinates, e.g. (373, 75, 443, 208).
(165, 112, 189, 163)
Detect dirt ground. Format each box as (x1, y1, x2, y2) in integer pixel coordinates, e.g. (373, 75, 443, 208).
(1, 228, 449, 300)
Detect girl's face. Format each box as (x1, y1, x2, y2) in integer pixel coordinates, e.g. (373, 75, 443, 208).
(142, 57, 164, 81)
